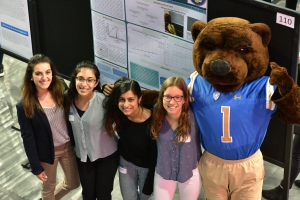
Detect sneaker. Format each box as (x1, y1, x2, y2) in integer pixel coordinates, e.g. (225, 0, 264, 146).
(262, 186, 283, 200)
(295, 180, 300, 188)
(0, 65, 4, 77)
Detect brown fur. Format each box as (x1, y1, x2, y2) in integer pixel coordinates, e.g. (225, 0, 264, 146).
(141, 90, 159, 109)
(191, 17, 300, 124)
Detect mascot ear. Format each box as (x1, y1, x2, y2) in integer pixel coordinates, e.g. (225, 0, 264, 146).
(191, 21, 207, 42)
(249, 23, 271, 46)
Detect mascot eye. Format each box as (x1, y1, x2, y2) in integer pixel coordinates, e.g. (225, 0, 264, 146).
(203, 42, 216, 51)
(236, 47, 249, 53)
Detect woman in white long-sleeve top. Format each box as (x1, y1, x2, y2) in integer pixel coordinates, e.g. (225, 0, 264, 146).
(64, 61, 118, 200)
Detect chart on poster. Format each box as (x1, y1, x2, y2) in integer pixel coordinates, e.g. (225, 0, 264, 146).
(90, 0, 207, 89)
(0, 0, 33, 59)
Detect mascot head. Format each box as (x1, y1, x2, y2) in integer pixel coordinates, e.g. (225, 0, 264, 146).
(191, 17, 271, 92)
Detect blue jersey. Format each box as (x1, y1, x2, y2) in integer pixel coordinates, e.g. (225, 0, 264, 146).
(187, 72, 277, 160)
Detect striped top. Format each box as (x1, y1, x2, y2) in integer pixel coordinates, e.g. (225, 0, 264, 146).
(43, 104, 70, 147)
(68, 91, 117, 162)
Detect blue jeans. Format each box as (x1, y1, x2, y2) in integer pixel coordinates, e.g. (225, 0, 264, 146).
(119, 156, 151, 200)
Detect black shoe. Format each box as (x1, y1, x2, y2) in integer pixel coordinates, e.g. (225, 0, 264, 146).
(21, 162, 31, 170)
(262, 186, 283, 200)
(295, 180, 300, 188)
(0, 66, 4, 77)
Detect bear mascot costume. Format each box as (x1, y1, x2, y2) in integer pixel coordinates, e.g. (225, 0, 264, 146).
(186, 17, 300, 199)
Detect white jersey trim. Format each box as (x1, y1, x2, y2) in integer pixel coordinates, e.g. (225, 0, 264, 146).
(187, 71, 199, 96)
(266, 78, 276, 110)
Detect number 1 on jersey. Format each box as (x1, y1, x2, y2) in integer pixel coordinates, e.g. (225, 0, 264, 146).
(221, 106, 232, 143)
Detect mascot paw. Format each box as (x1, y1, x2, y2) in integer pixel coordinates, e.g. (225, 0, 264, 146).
(269, 62, 293, 96)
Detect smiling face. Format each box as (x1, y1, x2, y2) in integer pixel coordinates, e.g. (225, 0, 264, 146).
(118, 90, 141, 117)
(163, 86, 184, 118)
(75, 68, 99, 97)
(32, 62, 52, 92)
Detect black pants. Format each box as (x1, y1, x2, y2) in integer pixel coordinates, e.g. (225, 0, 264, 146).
(76, 151, 119, 200)
(280, 126, 300, 189)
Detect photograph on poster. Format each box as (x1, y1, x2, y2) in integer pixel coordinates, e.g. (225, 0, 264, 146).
(186, 16, 199, 42)
(187, 0, 207, 8)
(164, 11, 184, 37)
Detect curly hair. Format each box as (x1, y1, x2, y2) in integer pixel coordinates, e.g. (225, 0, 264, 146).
(64, 61, 102, 118)
(20, 54, 64, 118)
(151, 76, 190, 143)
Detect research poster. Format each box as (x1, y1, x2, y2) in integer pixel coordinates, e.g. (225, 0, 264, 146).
(91, 0, 207, 89)
(0, 0, 33, 59)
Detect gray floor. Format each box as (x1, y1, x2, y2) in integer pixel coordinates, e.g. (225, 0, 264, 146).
(1, 1, 300, 200)
(1, 56, 300, 200)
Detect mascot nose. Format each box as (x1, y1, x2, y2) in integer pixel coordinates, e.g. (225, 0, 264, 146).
(210, 59, 231, 76)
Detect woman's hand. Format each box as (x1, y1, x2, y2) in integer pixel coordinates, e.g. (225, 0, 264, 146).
(103, 84, 114, 96)
(36, 171, 48, 181)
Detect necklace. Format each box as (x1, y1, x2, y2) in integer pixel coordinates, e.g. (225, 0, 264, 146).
(38, 92, 50, 103)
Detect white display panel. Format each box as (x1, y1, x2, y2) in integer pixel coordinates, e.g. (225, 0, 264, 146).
(91, 0, 207, 88)
(0, 0, 33, 59)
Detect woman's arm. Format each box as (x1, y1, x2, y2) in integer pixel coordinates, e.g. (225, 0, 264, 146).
(16, 103, 44, 175)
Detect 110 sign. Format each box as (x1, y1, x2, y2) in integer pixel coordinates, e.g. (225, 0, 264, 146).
(276, 12, 295, 29)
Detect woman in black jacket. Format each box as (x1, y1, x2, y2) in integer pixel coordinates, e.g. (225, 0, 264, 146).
(16, 54, 80, 200)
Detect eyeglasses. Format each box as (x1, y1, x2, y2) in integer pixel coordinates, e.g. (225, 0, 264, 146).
(75, 77, 96, 85)
(163, 95, 184, 102)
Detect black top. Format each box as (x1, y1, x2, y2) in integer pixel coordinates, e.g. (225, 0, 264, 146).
(73, 101, 85, 117)
(118, 115, 157, 195)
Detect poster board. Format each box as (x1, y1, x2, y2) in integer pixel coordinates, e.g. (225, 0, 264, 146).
(90, 0, 207, 89)
(0, 0, 34, 61)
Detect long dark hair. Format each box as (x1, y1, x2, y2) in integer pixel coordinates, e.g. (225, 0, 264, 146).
(21, 54, 64, 118)
(64, 61, 102, 117)
(103, 77, 143, 136)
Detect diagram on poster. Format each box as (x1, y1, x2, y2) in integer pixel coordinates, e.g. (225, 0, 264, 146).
(91, 0, 206, 88)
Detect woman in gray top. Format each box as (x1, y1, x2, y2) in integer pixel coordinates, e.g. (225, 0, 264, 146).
(64, 61, 118, 200)
(151, 76, 202, 200)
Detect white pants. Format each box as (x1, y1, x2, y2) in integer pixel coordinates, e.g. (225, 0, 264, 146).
(153, 168, 201, 200)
